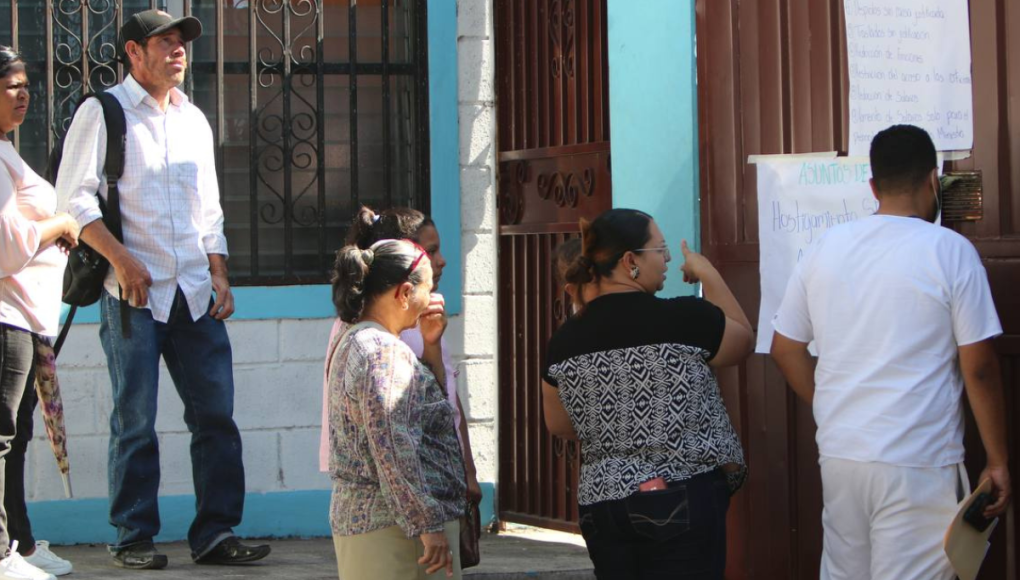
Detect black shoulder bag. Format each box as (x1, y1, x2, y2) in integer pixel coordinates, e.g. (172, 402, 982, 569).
(52, 92, 130, 355)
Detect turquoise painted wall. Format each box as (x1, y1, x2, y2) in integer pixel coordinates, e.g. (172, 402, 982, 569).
(427, 0, 463, 315)
(28, 485, 496, 545)
(607, 0, 699, 298)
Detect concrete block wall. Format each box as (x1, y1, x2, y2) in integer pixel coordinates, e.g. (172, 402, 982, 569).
(27, 318, 337, 505)
(454, 0, 499, 490)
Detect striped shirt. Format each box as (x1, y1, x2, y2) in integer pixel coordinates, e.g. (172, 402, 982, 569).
(56, 74, 227, 323)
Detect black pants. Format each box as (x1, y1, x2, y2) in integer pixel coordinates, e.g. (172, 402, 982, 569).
(5, 369, 36, 553)
(0, 323, 36, 555)
(578, 469, 731, 580)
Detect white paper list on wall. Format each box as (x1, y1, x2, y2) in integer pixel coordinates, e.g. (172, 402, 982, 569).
(753, 155, 877, 353)
(844, 0, 973, 156)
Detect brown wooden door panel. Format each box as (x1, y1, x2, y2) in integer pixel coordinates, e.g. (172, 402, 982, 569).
(496, 0, 611, 532)
(697, 1, 1019, 578)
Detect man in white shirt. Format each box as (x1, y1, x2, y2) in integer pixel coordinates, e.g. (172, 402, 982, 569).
(771, 125, 1011, 580)
(55, 10, 270, 570)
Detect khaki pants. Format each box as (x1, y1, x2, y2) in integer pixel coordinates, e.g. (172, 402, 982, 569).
(334, 520, 461, 580)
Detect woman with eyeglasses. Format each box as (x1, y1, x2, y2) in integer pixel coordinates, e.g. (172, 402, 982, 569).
(327, 238, 466, 579)
(541, 209, 754, 579)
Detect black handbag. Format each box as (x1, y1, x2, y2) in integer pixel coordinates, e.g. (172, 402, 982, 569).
(460, 500, 482, 569)
(51, 92, 129, 355)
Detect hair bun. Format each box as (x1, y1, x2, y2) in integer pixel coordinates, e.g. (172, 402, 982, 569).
(360, 249, 374, 266)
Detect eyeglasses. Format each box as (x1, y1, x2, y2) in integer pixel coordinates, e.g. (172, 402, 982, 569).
(633, 245, 671, 261)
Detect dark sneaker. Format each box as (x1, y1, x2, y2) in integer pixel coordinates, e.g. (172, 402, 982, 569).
(193, 537, 270, 566)
(111, 542, 168, 570)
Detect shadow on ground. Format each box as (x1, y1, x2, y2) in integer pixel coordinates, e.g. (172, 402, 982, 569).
(45, 532, 594, 580)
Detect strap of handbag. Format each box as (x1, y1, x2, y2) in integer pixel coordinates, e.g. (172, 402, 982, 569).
(53, 92, 128, 356)
(324, 321, 380, 381)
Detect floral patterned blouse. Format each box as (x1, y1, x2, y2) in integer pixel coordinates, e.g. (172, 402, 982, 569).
(327, 322, 466, 538)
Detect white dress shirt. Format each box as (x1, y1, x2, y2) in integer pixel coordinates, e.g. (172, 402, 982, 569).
(56, 74, 228, 323)
(0, 141, 67, 336)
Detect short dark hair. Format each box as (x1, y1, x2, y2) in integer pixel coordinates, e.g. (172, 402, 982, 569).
(869, 125, 937, 193)
(0, 45, 24, 79)
(346, 206, 434, 249)
(120, 37, 152, 73)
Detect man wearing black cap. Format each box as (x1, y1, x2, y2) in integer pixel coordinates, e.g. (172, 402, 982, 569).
(55, 10, 270, 570)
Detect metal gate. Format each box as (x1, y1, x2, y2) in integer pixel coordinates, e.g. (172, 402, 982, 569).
(495, 0, 612, 532)
(1, 0, 430, 285)
(695, 0, 1019, 578)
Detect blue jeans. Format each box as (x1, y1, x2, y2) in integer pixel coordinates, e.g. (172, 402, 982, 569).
(577, 469, 731, 579)
(100, 289, 244, 556)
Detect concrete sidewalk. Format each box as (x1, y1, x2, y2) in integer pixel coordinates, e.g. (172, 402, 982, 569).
(43, 528, 595, 579)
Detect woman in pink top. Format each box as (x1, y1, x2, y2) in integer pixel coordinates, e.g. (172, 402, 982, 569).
(0, 47, 79, 580)
(320, 207, 481, 503)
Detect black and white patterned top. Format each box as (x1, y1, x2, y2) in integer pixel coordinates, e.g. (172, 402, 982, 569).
(543, 292, 747, 506)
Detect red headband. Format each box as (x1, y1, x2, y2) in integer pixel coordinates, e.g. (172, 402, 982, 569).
(394, 240, 428, 299)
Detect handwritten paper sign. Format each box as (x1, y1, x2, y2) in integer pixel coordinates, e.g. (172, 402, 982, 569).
(755, 157, 877, 353)
(845, 0, 973, 155)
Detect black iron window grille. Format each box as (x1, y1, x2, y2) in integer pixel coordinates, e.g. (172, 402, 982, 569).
(2, 0, 431, 286)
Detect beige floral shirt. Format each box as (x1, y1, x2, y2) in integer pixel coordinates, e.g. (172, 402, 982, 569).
(327, 323, 466, 538)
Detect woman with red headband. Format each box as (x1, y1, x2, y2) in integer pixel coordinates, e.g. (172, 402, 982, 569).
(327, 238, 466, 579)
(319, 207, 480, 506)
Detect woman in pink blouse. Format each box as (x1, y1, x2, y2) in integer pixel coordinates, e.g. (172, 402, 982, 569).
(0, 47, 79, 580)
(328, 238, 465, 579)
(319, 207, 480, 503)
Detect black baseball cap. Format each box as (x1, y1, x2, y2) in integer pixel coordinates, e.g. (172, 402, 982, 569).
(118, 9, 202, 61)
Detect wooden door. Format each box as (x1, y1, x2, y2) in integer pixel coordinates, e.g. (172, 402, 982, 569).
(695, 1, 1019, 578)
(495, 0, 612, 532)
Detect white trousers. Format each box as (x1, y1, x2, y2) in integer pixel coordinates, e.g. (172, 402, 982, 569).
(819, 457, 968, 580)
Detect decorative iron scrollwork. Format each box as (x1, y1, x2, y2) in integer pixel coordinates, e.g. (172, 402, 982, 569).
(563, 0, 575, 78)
(536, 168, 595, 209)
(52, 0, 122, 139)
(253, 0, 323, 230)
(566, 440, 578, 463)
(549, 0, 561, 78)
(548, 0, 576, 79)
(499, 160, 529, 225)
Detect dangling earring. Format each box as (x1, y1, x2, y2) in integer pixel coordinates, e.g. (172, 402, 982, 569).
(630, 266, 640, 280)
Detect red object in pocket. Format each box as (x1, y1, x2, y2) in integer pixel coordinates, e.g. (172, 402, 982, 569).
(638, 477, 667, 492)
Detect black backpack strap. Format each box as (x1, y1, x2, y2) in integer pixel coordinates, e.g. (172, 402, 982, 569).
(53, 92, 130, 357)
(92, 92, 132, 339)
(53, 305, 76, 357)
(92, 92, 125, 241)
